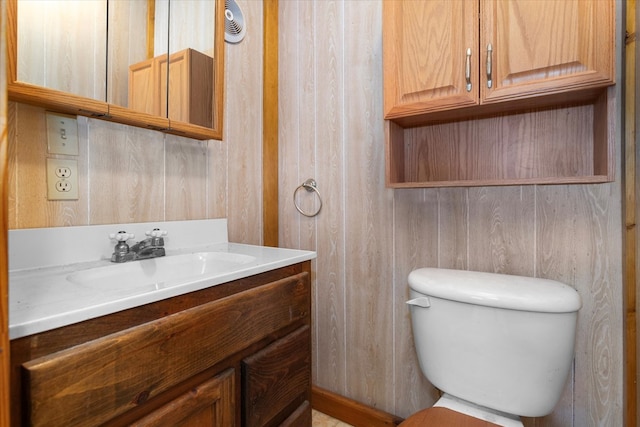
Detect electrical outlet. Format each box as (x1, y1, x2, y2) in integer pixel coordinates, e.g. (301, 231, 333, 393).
(46, 158, 78, 200)
(55, 181, 72, 192)
(55, 167, 72, 179)
(46, 112, 79, 156)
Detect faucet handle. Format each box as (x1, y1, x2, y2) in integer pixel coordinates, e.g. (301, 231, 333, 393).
(145, 228, 168, 238)
(109, 231, 135, 242)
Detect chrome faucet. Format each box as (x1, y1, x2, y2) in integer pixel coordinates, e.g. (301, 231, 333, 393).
(109, 228, 167, 263)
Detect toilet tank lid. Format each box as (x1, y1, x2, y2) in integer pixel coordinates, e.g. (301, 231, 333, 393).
(408, 268, 582, 313)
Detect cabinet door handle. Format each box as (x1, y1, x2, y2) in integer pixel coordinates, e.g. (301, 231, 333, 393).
(465, 48, 472, 92)
(486, 43, 493, 89)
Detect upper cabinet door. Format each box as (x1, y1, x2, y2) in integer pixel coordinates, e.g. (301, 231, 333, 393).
(480, 0, 615, 104)
(383, 0, 479, 120)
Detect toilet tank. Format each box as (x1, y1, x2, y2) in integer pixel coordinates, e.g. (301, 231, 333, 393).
(407, 268, 581, 418)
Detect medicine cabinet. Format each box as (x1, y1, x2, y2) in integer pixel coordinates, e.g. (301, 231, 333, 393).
(7, 0, 225, 140)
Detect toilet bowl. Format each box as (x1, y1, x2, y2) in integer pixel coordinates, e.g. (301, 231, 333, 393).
(404, 268, 582, 427)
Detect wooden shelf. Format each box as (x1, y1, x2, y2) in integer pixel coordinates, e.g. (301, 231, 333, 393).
(385, 88, 615, 188)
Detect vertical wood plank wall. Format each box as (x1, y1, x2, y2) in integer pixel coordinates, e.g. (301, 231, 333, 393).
(278, 1, 624, 426)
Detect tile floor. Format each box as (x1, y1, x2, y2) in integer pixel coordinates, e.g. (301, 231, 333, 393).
(312, 409, 353, 427)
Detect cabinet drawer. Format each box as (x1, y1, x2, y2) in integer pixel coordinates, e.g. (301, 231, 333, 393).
(22, 272, 309, 427)
(243, 326, 311, 427)
(131, 369, 235, 427)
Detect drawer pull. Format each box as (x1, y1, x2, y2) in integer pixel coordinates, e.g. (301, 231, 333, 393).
(486, 43, 493, 89)
(465, 48, 472, 92)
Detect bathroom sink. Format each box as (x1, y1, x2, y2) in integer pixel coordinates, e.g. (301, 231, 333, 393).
(67, 252, 256, 291)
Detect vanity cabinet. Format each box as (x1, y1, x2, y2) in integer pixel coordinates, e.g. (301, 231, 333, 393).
(129, 48, 214, 128)
(383, 0, 616, 188)
(10, 262, 312, 427)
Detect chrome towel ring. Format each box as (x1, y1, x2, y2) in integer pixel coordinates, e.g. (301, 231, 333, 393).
(293, 178, 322, 217)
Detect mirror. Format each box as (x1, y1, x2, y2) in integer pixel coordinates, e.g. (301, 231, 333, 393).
(8, 0, 224, 140)
(106, 0, 150, 109)
(16, 0, 108, 101)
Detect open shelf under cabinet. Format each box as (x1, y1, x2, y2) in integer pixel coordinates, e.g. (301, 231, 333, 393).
(385, 88, 615, 188)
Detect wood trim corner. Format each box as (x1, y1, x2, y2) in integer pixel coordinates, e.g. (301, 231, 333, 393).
(263, 0, 279, 247)
(625, 1, 637, 425)
(0, 1, 10, 425)
(311, 386, 404, 427)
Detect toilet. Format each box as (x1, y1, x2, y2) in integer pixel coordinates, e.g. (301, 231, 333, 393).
(402, 268, 582, 427)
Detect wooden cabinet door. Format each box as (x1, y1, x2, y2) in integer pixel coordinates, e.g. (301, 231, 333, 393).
(132, 369, 235, 427)
(480, 0, 615, 104)
(129, 57, 160, 115)
(158, 51, 187, 122)
(383, 0, 479, 120)
(243, 326, 311, 427)
(159, 49, 214, 127)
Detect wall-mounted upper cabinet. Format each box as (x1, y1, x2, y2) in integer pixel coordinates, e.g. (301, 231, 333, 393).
(383, 0, 616, 188)
(8, 0, 225, 141)
(383, 0, 615, 128)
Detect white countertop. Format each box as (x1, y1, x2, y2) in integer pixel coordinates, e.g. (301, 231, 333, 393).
(9, 220, 316, 339)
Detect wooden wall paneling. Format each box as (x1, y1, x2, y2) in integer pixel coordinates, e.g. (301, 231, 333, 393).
(404, 106, 596, 184)
(537, 184, 622, 427)
(165, 135, 208, 221)
(526, 187, 575, 427)
(313, 0, 347, 393)
(278, 0, 317, 392)
(436, 188, 469, 270)
(297, 0, 317, 252)
(392, 189, 440, 417)
(225, 0, 263, 245)
(15, 104, 88, 228)
(278, 0, 301, 253)
(88, 120, 164, 225)
(343, 0, 395, 410)
(295, 0, 319, 395)
(207, 139, 228, 219)
(467, 186, 536, 276)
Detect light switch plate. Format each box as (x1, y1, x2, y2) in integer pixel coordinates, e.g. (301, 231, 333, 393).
(46, 158, 78, 200)
(46, 112, 79, 155)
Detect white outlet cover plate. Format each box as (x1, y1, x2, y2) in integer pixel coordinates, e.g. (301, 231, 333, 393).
(46, 158, 78, 200)
(46, 112, 79, 156)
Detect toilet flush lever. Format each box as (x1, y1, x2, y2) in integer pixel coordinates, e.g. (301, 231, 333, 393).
(406, 297, 431, 308)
